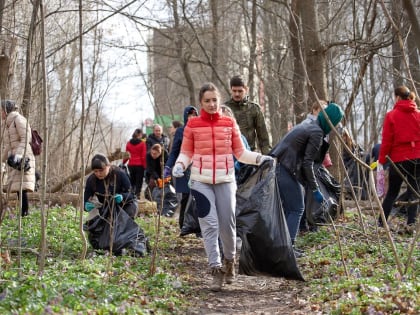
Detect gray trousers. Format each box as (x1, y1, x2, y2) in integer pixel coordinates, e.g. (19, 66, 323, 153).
(190, 180, 236, 268)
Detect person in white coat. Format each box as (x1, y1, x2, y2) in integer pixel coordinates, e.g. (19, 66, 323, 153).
(1, 100, 36, 217)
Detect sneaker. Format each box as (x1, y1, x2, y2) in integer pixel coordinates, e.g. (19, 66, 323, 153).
(224, 258, 235, 284)
(210, 267, 225, 292)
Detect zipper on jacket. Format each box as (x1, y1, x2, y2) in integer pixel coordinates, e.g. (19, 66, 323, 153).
(212, 123, 216, 184)
(200, 156, 203, 174)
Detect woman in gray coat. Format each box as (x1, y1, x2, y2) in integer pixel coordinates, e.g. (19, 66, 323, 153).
(1, 100, 36, 216)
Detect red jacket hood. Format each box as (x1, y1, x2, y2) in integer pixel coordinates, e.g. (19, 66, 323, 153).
(393, 99, 417, 112)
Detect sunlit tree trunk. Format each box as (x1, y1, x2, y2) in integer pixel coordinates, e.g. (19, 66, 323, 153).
(38, 0, 47, 275)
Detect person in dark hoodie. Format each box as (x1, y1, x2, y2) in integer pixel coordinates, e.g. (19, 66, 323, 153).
(146, 124, 170, 152)
(124, 128, 147, 198)
(164, 106, 198, 229)
(270, 102, 344, 254)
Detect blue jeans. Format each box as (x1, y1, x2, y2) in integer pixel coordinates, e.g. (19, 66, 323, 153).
(276, 164, 305, 243)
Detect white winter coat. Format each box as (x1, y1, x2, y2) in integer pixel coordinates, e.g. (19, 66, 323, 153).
(2, 111, 36, 192)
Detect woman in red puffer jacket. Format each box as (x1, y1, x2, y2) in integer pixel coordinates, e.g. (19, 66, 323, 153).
(172, 82, 272, 291)
(378, 86, 420, 234)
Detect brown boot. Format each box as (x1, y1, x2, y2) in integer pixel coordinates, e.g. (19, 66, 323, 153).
(210, 267, 225, 292)
(224, 258, 235, 284)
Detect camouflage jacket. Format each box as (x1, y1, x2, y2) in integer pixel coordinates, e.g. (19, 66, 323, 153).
(224, 98, 271, 154)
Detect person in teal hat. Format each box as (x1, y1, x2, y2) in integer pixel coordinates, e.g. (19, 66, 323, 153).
(269, 102, 344, 256)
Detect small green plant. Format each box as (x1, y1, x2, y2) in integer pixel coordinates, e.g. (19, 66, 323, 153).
(0, 208, 189, 314)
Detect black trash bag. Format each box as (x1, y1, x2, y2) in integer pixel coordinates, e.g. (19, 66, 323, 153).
(236, 159, 304, 281)
(180, 194, 201, 236)
(118, 163, 130, 178)
(151, 184, 178, 215)
(86, 204, 148, 256)
(236, 164, 256, 186)
(305, 166, 341, 225)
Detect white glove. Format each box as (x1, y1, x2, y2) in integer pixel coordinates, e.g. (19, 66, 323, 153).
(13, 154, 23, 163)
(257, 155, 274, 165)
(172, 163, 185, 178)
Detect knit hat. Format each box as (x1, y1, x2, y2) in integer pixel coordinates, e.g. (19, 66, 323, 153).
(1, 100, 18, 114)
(317, 102, 344, 135)
(91, 154, 110, 170)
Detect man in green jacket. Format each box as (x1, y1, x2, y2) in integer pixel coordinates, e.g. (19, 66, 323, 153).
(224, 75, 271, 154)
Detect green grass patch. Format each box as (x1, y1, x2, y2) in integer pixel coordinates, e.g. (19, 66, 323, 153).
(0, 207, 189, 314)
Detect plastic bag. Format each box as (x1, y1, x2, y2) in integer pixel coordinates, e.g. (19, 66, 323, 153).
(86, 204, 148, 256)
(151, 183, 178, 215)
(305, 166, 341, 225)
(236, 159, 304, 281)
(376, 164, 386, 198)
(180, 194, 201, 236)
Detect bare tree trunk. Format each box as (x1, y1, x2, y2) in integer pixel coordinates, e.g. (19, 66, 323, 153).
(407, 33, 420, 95)
(21, 0, 40, 117)
(247, 0, 257, 97)
(290, 0, 307, 124)
(210, 0, 219, 83)
(173, 0, 195, 106)
(391, 1, 403, 87)
(78, 0, 88, 260)
(402, 0, 420, 54)
(0, 0, 4, 33)
(0, 49, 10, 100)
(37, 0, 47, 275)
(298, 0, 327, 104)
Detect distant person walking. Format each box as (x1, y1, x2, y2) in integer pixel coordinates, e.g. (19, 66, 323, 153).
(124, 128, 147, 198)
(1, 100, 36, 217)
(146, 124, 170, 152)
(224, 75, 271, 154)
(378, 86, 420, 234)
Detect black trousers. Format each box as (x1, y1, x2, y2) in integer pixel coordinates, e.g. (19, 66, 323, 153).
(128, 165, 145, 196)
(381, 159, 419, 225)
(17, 190, 29, 216)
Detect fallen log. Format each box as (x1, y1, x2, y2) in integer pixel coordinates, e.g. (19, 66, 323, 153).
(48, 149, 129, 193)
(2, 192, 156, 216)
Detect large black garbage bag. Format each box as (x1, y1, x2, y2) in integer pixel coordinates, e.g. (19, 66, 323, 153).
(305, 166, 341, 225)
(180, 194, 201, 236)
(152, 184, 178, 215)
(236, 160, 304, 281)
(87, 204, 148, 256)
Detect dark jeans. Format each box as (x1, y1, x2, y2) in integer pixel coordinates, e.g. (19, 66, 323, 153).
(17, 191, 29, 216)
(128, 165, 145, 196)
(276, 164, 305, 242)
(381, 159, 420, 225)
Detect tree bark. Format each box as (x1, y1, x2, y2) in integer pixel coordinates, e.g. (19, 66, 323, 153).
(21, 0, 41, 117)
(298, 0, 327, 105)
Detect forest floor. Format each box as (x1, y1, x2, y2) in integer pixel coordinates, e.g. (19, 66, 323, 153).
(173, 234, 311, 315)
(150, 198, 418, 315)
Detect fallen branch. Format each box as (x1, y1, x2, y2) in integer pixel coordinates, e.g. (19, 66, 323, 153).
(49, 149, 129, 193)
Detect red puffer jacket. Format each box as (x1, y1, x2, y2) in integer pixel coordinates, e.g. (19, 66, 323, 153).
(379, 99, 420, 164)
(177, 109, 260, 184)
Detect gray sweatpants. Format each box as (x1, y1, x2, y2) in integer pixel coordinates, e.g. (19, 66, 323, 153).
(190, 180, 236, 268)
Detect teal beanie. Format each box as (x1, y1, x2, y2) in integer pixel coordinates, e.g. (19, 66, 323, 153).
(317, 102, 344, 134)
